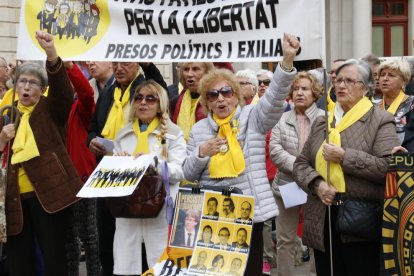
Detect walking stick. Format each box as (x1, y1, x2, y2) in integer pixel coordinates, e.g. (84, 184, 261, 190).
(0, 60, 21, 246)
(324, 69, 334, 276)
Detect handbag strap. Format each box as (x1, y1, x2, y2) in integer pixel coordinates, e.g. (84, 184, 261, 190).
(162, 160, 174, 224)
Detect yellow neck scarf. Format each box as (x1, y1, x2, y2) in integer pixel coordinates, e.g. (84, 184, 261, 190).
(11, 102, 40, 164)
(132, 117, 159, 155)
(380, 90, 405, 115)
(74, 13, 78, 25)
(327, 86, 336, 113)
(209, 109, 245, 178)
(101, 78, 137, 140)
(315, 97, 373, 192)
(177, 89, 199, 141)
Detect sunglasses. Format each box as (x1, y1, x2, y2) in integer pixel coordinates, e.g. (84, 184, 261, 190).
(134, 93, 159, 104)
(206, 86, 234, 102)
(258, 79, 271, 86)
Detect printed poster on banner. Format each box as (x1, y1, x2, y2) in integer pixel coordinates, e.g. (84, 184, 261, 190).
(17, 0, 324, 62)
(142, 188, 205, 276)
(168, 188, 254, 276)
(77, 154, 155, 198)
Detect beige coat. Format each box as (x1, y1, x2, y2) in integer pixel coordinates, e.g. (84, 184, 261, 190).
(292, 106, 400, 251)
(270, 103, 324, 186)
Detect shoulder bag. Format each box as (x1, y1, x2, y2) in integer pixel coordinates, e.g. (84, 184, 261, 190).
(335, 198, 383, 241)
(105, 161, 167, 219)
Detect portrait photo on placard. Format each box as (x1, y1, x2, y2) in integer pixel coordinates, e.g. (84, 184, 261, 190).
(196, 221, 217, 248)
(219, 195, 237, 223)
(202, 192, 220, 221)
(213, 222, 235, 252)
(230, 226, 250, 254)
(235, 197, 254, 225)
(222, 253, 247, 276)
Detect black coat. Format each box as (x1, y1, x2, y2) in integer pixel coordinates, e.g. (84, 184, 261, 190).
(87, 63, 167, 153)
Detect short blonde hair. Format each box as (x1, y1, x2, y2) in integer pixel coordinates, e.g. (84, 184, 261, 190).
(198, 69, 244, 113)
(289, 71, 323, 100)
(378, 58, 411, 84)
(179, 62, 214, 88)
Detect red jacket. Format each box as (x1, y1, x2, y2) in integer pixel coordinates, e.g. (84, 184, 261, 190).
(66, 63, 97, 182)
(171, 90, 206, 124)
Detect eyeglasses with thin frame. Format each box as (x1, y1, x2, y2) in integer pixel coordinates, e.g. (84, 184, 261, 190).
(333, 77, 364, 87)
(134, 93, 159, 105)
(17, 78, 42, 89)
(258, 79, 271, 86)
(238, 81, 252, 86)
(206, 86, 234, 102)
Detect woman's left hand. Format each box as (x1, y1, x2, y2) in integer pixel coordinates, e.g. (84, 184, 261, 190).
(322, 143, 345, 163)
(282, 33, 300, 68)
(391, 146, 408, 154)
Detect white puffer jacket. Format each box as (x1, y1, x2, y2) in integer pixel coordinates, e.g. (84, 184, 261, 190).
(183, 65, 296, 222)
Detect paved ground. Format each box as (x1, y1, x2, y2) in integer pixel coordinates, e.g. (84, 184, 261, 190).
(271, 261, 312, 276)
(79, 260, 313, 276)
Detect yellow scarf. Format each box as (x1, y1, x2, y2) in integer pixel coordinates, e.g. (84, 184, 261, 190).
(380, 90, 405, 115)
(315, 97, 373, 192)
(74, 13, 78, 25)
(209, 109, 245, 178)
(132, 117, 159, 155)
(250, 93, 259, 105)
(11, 102, 40, 164)
(326, 86, 336, 113)
(101, 79, 137, 139)
(177, 89, 199, 140)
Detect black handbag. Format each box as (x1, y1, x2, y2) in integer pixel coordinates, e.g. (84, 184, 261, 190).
(335, 199, 383, 241)
(105, 165, 166, 218)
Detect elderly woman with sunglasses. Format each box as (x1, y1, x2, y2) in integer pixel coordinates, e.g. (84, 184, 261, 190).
(111, 80, 186, 275)
(183, 33, 300, 274)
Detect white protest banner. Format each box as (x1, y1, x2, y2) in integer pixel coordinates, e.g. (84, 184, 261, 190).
(17, 0, 324, 62)
(77, 154, 154, 198)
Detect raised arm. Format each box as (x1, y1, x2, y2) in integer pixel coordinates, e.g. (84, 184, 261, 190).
(250, 33, 300, 133)
(140, 62, 168, 91)
(35, 30, 73, 125)
(65, 61, 95, 128)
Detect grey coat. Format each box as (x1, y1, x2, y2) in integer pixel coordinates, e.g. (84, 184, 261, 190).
(183, 65, 296, 222)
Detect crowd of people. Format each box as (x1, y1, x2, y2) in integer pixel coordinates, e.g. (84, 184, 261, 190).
(0, 29, 412, 276)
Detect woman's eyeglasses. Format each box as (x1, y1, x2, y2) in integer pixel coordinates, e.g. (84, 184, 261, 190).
(333, 78, 364, 87)
(17, 78, 41, 89)
(206, 86, 234, 102)
(258, 79, 271, 86)
(134, 94, 159, 104)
